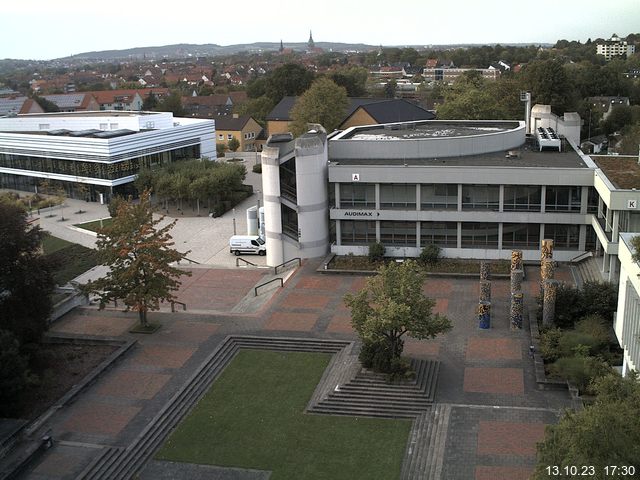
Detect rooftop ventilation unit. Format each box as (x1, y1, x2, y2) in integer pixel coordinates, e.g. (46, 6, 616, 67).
(535, 127, 561, 152)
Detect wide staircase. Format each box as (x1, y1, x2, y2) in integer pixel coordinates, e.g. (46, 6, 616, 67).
(75, 335, 445, 480)
(572, 255, 604, 286)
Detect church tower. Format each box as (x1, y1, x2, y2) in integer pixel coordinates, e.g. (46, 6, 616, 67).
(279, 39, 284, 53)
(308, 30, 315, 50)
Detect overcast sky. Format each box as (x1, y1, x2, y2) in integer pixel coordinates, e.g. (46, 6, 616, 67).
(2, 0, 639, 60)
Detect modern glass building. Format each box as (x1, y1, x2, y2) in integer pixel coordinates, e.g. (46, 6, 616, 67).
(0, 111, 215, 202)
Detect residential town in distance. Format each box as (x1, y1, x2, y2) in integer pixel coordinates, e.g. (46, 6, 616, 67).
(1, 30, 640, 480)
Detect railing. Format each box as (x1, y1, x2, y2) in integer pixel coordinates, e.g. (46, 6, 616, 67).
(274, 257, 301, 275)
(236, 257, 258, 267)
(570, 251, 593, 263)
(178, 257, 201, 265)
(254, 278, 283, 296)
(170, 300, 187, 312)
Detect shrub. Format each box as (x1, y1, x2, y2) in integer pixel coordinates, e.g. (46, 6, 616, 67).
(539, 327, 563, 362)
(368, 242, 385, 262)
(252, 163, 262, 174)
(359, 339, 409, 376)
(419, 244, 441, 266)
(549, 355, 612, 394)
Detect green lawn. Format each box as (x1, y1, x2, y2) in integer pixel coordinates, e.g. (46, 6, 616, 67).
(42, 234, 99, 285)
(157, 350, 411, 480)
(73, 218, 112, 232)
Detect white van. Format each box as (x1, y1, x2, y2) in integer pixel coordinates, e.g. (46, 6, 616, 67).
(229, 235, 266, 256)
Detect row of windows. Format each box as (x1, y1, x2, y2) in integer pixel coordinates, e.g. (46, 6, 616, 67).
(339, 220, 582, 250)
(216, 132, 257, 141)
(0, 146, 199, 180)
(336, 183, 598, 213)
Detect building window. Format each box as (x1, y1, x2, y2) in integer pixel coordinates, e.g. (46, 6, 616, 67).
(380, 221, 416, 246)
(38, 124, 50, 130)
(502, 223, 540, 248)
(587, 187, 599, 214)
(339, 183, 375, 209)
(544, 224, 580, 250)
(380, 184, 416, 209)
(281, 204, 298, 240)
(340, 220, 377, 245)
(545, 186, 581, 212)
(420, 221, 457, 247)
(279, 157, 297, 202)
(461, 222, 499, 248)
(227, 134, 233, 140)
(421, 184, 457, 210)
(99, 123, 108, 130)
(109, 123, 118, 130)
(503, 185, 542, 212)
(462, 185, 500, 211)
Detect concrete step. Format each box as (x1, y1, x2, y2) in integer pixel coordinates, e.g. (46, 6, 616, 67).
(310, 405, 421, 419)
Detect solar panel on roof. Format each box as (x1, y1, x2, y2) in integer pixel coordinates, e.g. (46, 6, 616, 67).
(69, 129, 101, 137)
(48, 129, 71, 136)
(92, 129, 135, 139)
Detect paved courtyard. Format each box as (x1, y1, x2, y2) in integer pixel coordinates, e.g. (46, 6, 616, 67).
(17, 257, 575, 480)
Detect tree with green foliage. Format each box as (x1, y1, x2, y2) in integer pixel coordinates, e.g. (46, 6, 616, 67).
(0, 199, 54, 345)
(84, 190, 191, 327)
(142, 92, 159, 111)
(0, 329, 33, 417)
(533, 372, 640, 480)
(264, 63, 315, 104)
(329, 66, 369, 97)
(344, 260, 452, 373)
(227, 137, 240, 152)
(521, 59, 575, 114)
(158, 91, 184, 116)
(290, 77, 348, 136)
(32, 95, 60, 112)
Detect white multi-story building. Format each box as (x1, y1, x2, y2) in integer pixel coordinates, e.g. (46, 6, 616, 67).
(0, 111, 215, 202)
(596, 34, 636, 60)
(614, 233, 640, 376)
(261, 108, 640, 285)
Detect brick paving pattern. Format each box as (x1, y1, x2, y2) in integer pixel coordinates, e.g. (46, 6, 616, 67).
(22, 262, 576, 480)
(464, 367, 525, 395)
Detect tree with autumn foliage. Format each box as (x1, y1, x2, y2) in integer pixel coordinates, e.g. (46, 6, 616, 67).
(84, 190, 190, 327)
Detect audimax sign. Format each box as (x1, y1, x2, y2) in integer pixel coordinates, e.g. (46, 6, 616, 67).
(343, 211, 380, 217)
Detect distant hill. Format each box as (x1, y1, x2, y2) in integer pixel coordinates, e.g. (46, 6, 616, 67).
(60, 42, 379, 61)
(58, 41, 551, 61)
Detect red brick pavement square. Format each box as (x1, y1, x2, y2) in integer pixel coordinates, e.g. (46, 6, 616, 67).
(477, 421, 546, 456)
(433, 298, 448, 315)
(63, 402, 140, 436)
(296, 276, 342, 291)
(463, 367, 524, 394)
(326, 315, 355, 334)
(349, 277, 368, 292)
(50, 314, 135, 337)
(404, 339, 441, 357)
(131, 344, 195, 369)
(423, 279, 453, 296)
(281, 293, 331, 309)
(475, 466, 534, 480)
(264, 312, 319, 332)
(153, 321, 220, 344)
(466, 338, 522, 361)
(173, 285, 239, 311)
(96, 371, 171, 399)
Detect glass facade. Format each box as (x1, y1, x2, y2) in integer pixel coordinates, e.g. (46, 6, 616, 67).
(421, 184, 458, 210)
(281, 204, 298, 240)
(461, 222, 499, 248)
(340, 220, 376, 245)
(279, 158, 297, 202)
(380, 184, 416, 210)
(0, 146, 199, 181)
(544, 224, 580, 249)
(462, 185, 500, 211)
(420, 221, 458, 247)
(545, 186, 581, 212)
(503, 185, 542, 212)
(380, 221, 416, 246)
(502, 223, 540, 248)
(340, 183, 375, 209)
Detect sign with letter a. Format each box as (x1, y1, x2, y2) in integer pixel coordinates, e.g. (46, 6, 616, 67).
(352, 173, 360, 182)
